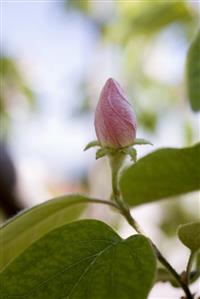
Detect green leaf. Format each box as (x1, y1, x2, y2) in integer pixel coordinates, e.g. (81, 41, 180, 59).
(120, 143, 200, 206)
(178, 222, 200, 252)
(84, 140, 101, 151)
(0, 195, 90, 272)
(186, 30, 200, 111)
(0, 220, 156, 299)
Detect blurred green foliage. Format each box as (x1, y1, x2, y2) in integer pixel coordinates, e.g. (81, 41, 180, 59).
(66, 1, 194, 32)
(66, 0, 89, 13)
(160, 201, 198, 237)
(104, 1, 193, 41)
(0, 56, 36, 139)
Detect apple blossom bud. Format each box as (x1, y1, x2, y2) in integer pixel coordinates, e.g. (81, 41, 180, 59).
(94, 78, 137, 149)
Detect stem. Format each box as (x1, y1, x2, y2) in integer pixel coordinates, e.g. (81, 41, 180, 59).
(120, 206, 193, 299)
(109, 158, 193, 299)
(186, 251, 195, 285)
(153, 246, 193, 299)
(109, 152, 125, 200)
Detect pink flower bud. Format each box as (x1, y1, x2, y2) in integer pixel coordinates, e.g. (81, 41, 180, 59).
(94, 78, 137, 149)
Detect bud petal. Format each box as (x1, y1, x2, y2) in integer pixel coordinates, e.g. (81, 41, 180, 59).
(94, 78, 137, 148)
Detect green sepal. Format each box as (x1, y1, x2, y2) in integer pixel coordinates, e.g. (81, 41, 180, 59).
(96, 147, 110, 159)
(84, 140, 101, 151)
(132, 138, 153, 146)
(122, 147, 137, 162)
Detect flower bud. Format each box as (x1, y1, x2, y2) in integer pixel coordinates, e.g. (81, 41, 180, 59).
(94, 78, 137, 149)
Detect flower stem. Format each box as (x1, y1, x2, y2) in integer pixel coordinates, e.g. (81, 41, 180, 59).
(109, 152, 125, 198)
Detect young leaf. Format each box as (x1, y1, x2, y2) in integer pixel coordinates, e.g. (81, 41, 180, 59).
(156, 267, 200, 287)
(178, 222, 200, 252)
(186, 30, 200, 112)
(120, 143, 200, 206)
(0, 195, 91, 272)
(0, 220, 156, 299)
(156, 268, 179, 287)
(189, 269, 200, 285)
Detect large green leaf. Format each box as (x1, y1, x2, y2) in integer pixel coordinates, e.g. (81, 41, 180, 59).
(0, 220, 156, 299)
(0, 195, 91, 272)
(178, 222, 200, 252)
(186, 30, 200, 111)
(120, 143, 200, 206)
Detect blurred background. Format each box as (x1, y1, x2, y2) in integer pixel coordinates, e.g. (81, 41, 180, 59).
(1, 1, 200, 297)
